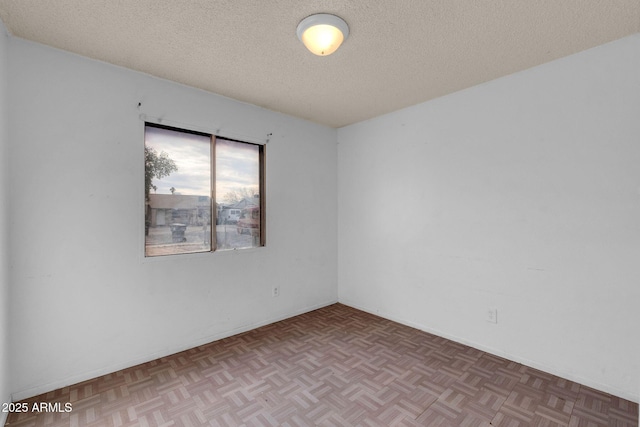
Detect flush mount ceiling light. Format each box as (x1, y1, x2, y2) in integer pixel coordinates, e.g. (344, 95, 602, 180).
(297, 13, 349, 56)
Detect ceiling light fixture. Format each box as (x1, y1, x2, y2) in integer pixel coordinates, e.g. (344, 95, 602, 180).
(297, 13, 349, 56)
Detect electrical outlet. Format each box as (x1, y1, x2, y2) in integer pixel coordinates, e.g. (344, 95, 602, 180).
(486, 308, 498, 324)
(272, 286, 280, 297)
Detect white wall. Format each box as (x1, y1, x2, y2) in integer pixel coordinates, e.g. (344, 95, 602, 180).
(338, 35, 640, 402)
(7, 38, 338, 399)
(0, 17, 11, 426)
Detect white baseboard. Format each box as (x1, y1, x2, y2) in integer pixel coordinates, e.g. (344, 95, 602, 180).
(12, 299, 338, 402)
(339, 299, 639, 404)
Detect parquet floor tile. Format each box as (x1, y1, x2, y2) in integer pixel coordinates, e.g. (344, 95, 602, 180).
(4, 304, 638, 426)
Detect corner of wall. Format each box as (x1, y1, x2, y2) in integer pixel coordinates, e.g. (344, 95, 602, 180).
(0, 15, 12, 425)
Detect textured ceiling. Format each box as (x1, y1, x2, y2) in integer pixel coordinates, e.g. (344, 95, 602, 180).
(0, 1, 638, 128)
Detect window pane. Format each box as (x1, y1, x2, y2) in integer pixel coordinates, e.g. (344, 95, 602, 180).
(145, 125, 211, 257)
(216, 138, 261, 250)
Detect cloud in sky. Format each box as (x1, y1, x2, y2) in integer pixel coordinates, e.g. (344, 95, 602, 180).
(145, 126, 259, 203)
(216, 138, 259, 201)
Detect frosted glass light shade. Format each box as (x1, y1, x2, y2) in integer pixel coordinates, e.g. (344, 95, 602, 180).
(297, 14, 349, 56)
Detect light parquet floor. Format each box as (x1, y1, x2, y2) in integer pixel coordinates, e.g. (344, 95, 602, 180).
(5, 304, 638, 427)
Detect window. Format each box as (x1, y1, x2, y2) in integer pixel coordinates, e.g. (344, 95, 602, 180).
(144, 123, 265, 257)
